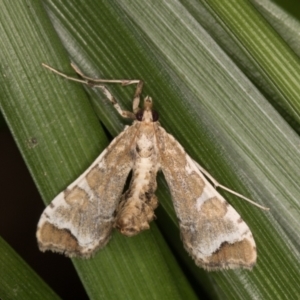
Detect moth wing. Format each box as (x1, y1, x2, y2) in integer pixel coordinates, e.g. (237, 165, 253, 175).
(158, 127, 257, 270)
(37, 125, 138, 257)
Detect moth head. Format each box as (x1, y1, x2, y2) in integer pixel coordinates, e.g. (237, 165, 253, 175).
(135, 96, 159, 122)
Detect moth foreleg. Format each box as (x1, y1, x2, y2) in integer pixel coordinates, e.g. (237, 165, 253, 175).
(42, 62, 142, 119)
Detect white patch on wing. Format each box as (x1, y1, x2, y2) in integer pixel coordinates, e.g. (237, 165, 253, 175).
(195, 183, 217, 211)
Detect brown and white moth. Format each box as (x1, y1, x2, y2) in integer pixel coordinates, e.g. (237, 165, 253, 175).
(37, 63, 266, 271)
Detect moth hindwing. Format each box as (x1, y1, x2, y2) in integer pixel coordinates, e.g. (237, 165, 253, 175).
(37, 63, 257, 270)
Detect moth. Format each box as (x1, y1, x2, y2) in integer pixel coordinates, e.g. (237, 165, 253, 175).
(37, 63, 268, 271)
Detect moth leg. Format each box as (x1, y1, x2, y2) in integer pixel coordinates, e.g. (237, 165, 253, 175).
(193, 160, 269, 210)
(191, 160, 219, 188)
(71, 63, 143, 116)
(42, 63, 142, 119)
(132, 80, 144, 114)
(91, 82, 136, 119)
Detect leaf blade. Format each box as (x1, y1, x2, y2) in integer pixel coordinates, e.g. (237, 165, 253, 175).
(0, 0, 198, 299)
(0, 237, 60, 300)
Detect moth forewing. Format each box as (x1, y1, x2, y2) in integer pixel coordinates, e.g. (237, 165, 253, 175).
(157, 127, 257, 270)
(37, 125, 137, 257)
(38, 63, 260, 270)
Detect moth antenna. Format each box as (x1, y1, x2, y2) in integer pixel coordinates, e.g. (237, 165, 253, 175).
(42, 63, 88, 85)
(42, 63, 140, 86)
(42, 63, 142, 119)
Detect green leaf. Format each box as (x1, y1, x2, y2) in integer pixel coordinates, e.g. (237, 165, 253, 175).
(0, 237, 60, 300)
(1, 0, 300, 299)
(203, 0, 300, 130)
(0, 0, 197, 299)
(251, 0, 300, 57)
